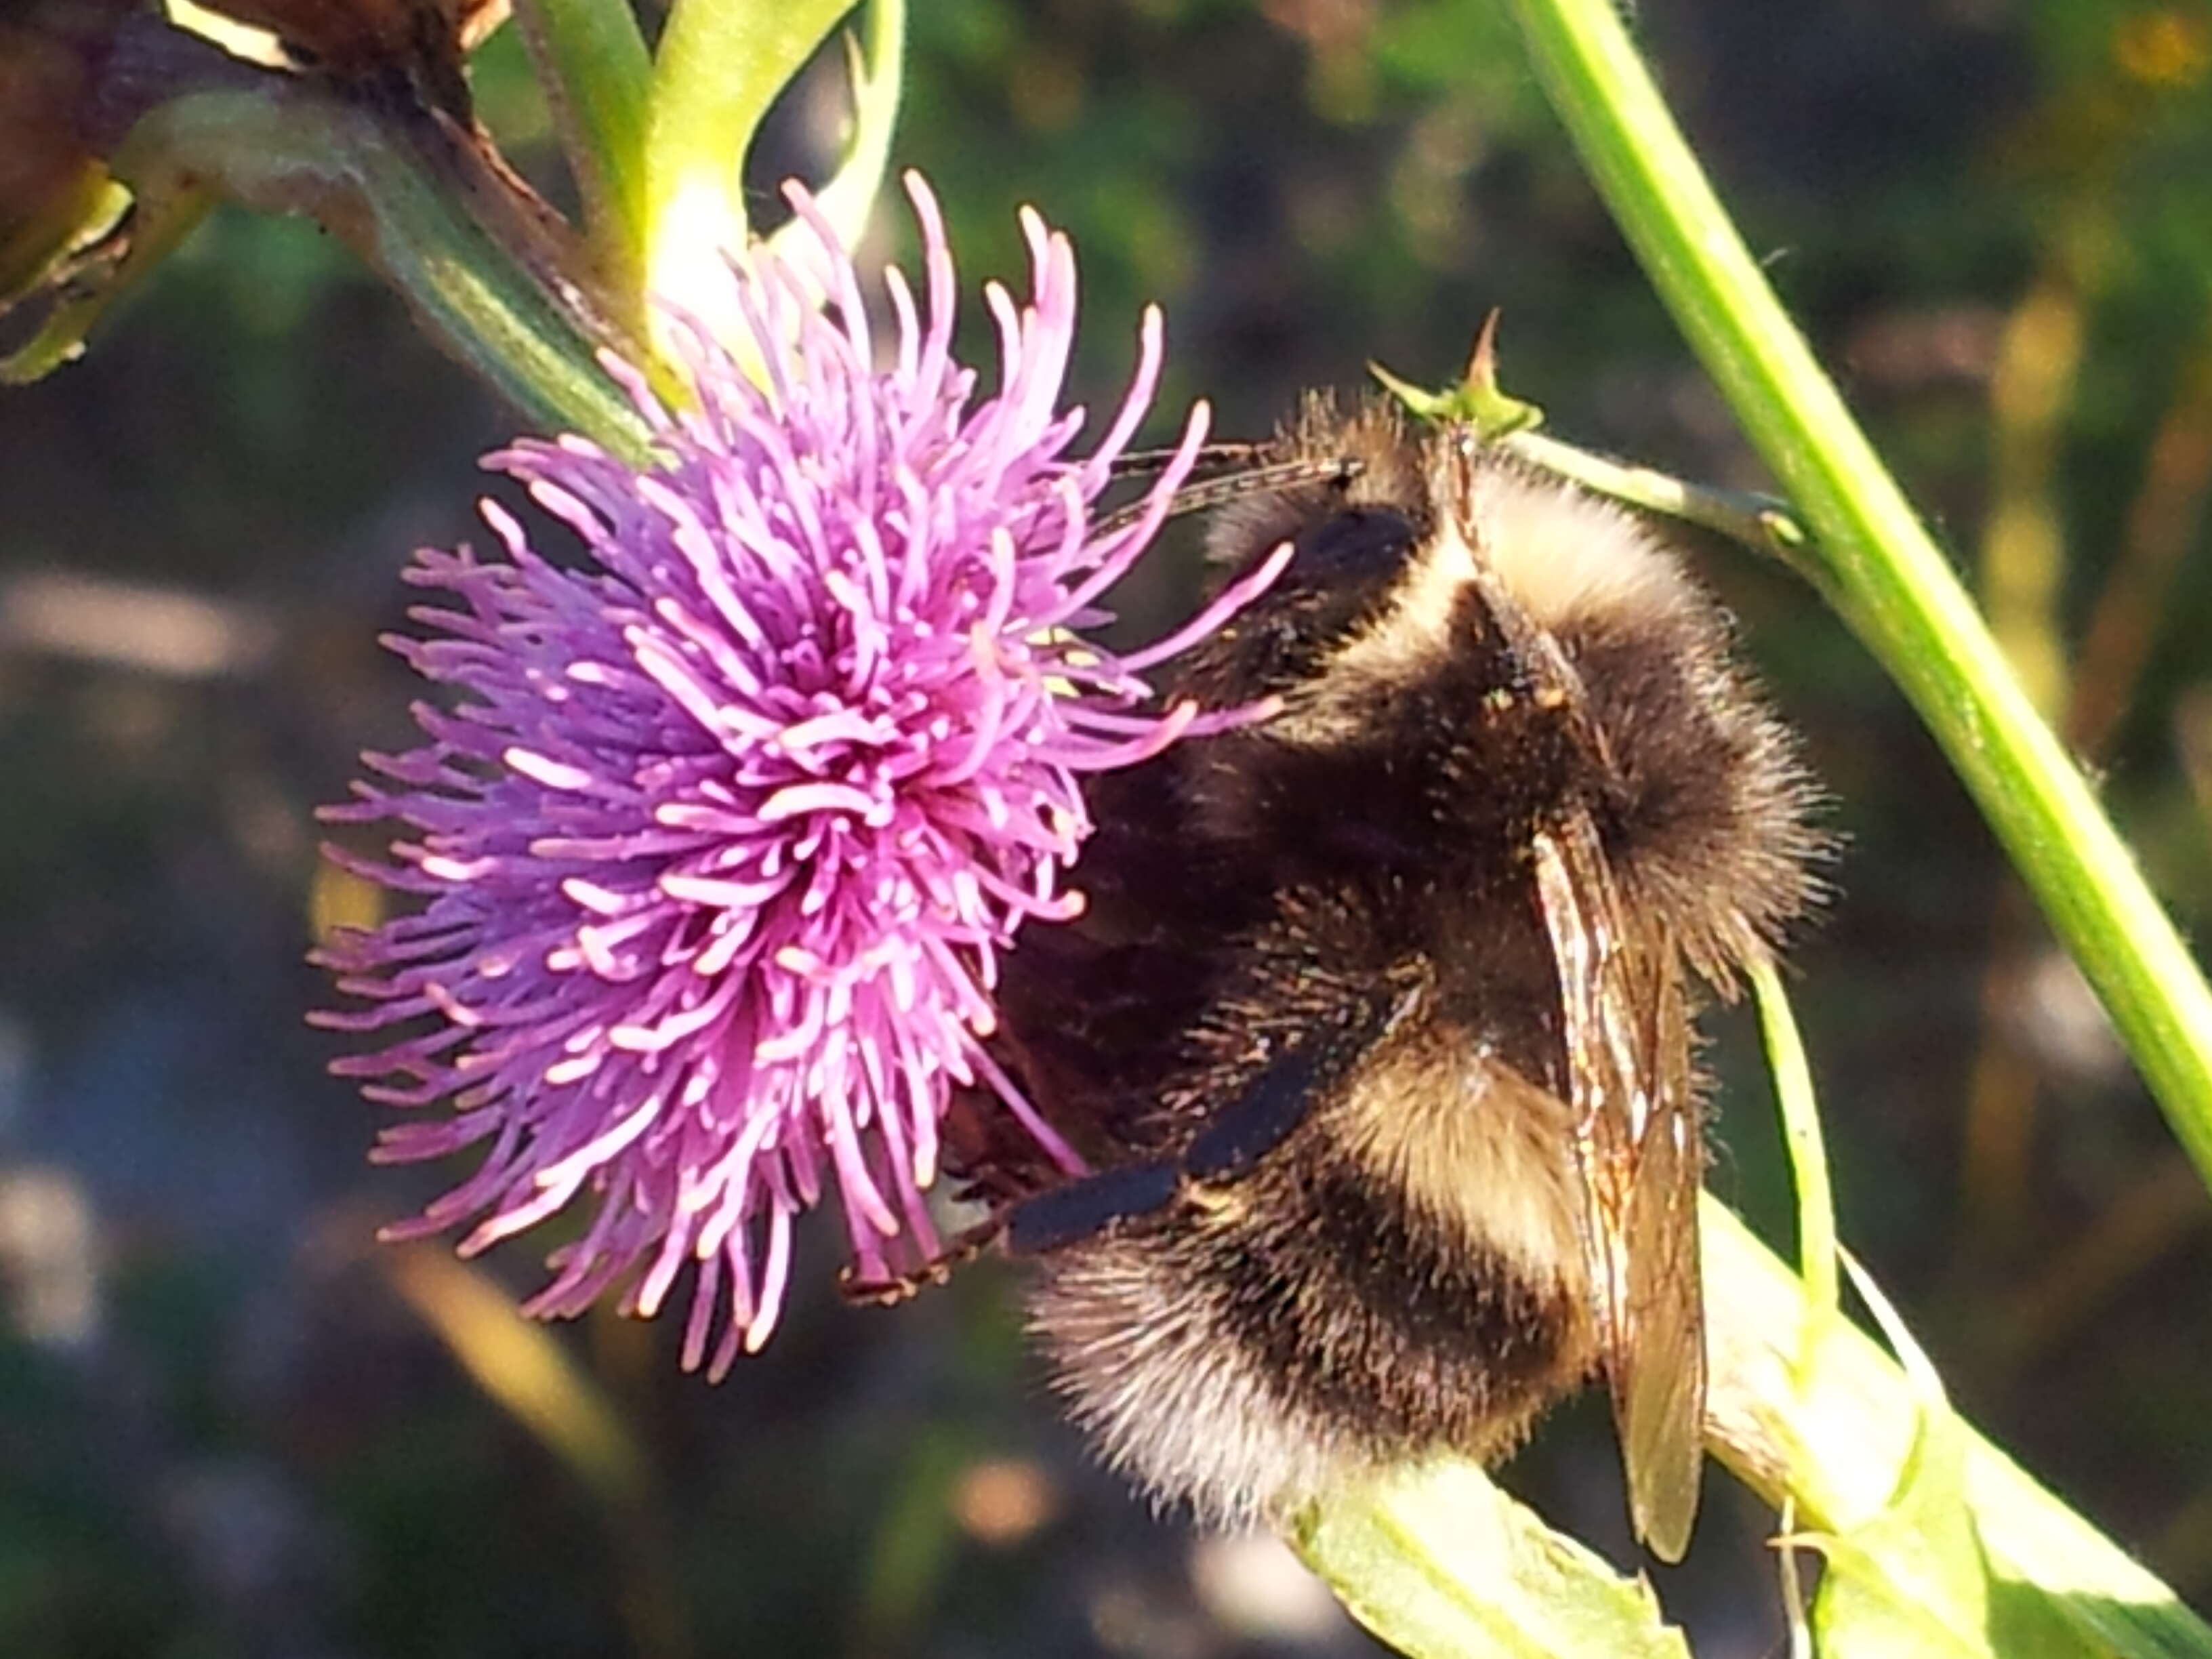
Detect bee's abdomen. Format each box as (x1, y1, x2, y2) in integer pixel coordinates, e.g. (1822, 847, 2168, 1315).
(1235, 1160, 1586, 1431)
(1027, 1141, 1594, 1525)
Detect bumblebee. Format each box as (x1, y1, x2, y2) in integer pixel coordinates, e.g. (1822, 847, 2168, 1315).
(860, 396, 1820, 1561)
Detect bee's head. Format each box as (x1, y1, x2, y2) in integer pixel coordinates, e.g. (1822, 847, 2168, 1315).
(1168, 396, 1444, 708)
(1165, 396, 1736, 756)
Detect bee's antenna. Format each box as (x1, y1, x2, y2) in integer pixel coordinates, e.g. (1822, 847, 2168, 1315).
(1109, 442, 1271, 479)
(1098, 452, 1359, 538)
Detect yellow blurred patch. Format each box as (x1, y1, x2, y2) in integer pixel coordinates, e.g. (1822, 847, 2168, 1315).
(383, 1248, 653, 1510)
(2114, 9, 2209, 86)
(310, 858, 387, 943)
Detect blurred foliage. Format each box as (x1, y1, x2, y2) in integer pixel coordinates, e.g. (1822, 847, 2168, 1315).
(1, 2, 2211, 1656)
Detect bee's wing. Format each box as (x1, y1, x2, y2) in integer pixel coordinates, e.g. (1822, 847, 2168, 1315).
(1531, 812, 1705, 1563)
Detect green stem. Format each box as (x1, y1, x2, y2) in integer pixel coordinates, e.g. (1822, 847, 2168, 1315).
(509, 0, 655, 308)
(93, 35, 653, 455)
(1500, 0, 2212, 1185)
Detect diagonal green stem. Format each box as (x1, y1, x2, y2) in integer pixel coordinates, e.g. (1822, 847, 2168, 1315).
(1500, 0, 2212, 1185)
(105, 72, 651, 458)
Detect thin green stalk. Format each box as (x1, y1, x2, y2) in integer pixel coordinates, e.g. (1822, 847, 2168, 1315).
(1750, 956, 1837, 1385)
(509, 0, 654, 304)
(1500, 0, 2212, 1186)
(1500, 427, 1811, 570)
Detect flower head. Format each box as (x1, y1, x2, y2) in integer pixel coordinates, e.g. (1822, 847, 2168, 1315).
(314, 174, 1286, 1377)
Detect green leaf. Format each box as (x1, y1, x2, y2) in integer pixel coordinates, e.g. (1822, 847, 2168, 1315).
(1702, 1200, 2212, 1659)
(1288, 1462, 1691, 1659)
(644, 0, 855, 328)
(1, 176, 206, 385)
(1801, 1259, 1994, 1657)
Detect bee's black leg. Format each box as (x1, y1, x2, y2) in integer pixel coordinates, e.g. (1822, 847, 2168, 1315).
(857, 988, 1419, 1282)
(1005, 1013, 1385, 1254)
(1179, 1040, 1329, 1183)
(838, 1215, 1006, 1307)
(1181, 985, 1415, 1184)
(841, 1156, 1189, 1303)
(840, 1154, 1192, 1298)
(1002, 1159, 1183, 1256)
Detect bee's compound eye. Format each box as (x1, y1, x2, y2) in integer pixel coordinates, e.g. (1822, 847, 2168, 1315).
(1291, 506, 1419, 588)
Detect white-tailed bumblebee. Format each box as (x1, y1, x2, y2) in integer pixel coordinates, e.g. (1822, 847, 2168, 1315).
(853, 394, 1822, 1562)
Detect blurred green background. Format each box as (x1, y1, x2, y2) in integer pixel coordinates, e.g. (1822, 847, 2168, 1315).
(3, 1, 2211, 1654)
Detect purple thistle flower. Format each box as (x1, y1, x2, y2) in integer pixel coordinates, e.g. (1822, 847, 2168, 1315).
(313, 173, 1288, 1378)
